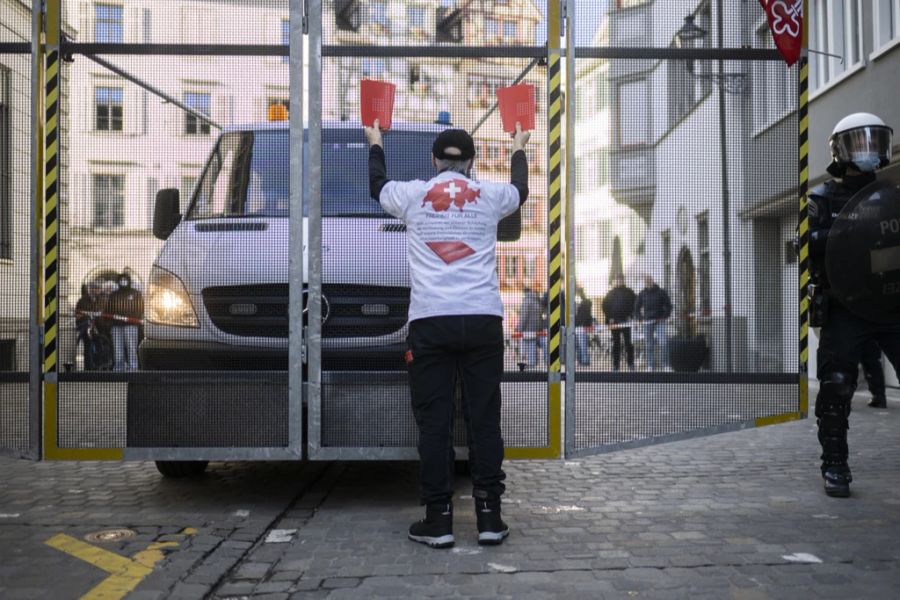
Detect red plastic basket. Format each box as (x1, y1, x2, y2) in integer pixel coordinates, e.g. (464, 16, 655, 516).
(360, 79, 396, 129)
(496, 83, 536, 133)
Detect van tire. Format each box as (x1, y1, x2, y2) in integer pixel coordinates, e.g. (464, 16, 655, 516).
(155, 460, 209, 478)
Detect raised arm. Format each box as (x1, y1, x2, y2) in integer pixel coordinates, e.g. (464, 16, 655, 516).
(365, 119, 389, 201)
(510, 122, 530, 205)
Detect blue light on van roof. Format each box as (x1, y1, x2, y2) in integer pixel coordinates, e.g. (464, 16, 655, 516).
(435, 111, 452, 126)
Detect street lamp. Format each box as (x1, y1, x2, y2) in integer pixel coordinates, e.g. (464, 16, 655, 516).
(675, 14, 748, 95)
(675, 5, 735, 373)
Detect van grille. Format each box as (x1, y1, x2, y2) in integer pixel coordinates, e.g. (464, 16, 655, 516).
(203, 284, 409, 339)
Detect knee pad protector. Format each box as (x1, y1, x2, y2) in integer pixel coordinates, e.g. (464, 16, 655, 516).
(816, 371, 855, 415)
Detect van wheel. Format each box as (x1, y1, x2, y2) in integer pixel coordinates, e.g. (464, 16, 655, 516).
(155, 460, 209, 478)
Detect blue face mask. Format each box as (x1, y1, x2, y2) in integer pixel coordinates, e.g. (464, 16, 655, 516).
(851, 152, 880, 172)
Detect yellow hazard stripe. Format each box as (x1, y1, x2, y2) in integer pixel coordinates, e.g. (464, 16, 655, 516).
(547, 53, 563, 373)
(43, 48, 60, 375)
(798, 58, 809, 415)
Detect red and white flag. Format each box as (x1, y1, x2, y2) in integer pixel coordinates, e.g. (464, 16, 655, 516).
(758, 0, 803, 66)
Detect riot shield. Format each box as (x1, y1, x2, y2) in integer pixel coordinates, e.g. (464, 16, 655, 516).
(826, 168, 900, 323)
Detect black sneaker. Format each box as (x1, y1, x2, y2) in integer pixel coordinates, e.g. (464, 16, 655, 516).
(822, 465, 852, 498)
(408, 503, 454, 549)
(475, 499, 509, 545)
(868, 395, 887, 408)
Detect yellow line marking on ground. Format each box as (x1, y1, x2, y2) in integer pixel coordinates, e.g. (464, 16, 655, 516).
(45, 533, 183, 600)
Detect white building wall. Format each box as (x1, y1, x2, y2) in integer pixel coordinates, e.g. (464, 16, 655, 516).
(0, 0, 33, 370)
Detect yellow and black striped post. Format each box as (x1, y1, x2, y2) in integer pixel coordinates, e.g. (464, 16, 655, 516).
(42, 9, 60, 379)
(798, 1, 810, 417)
(41, 0, 61, 459)
(40, 0, 121, 459)
(543, 0, 563, 456)
(546, 71, 563, 372)
(507, 0, 562, 459)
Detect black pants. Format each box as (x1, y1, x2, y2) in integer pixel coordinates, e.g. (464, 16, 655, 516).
(610, 326, 634, 371)
(860, 339, 885, 398)
(816, 304, 900, 466)
(407, 315, 506, 505)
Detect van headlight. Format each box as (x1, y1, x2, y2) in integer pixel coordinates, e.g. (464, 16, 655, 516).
(147, 266, 199, 327)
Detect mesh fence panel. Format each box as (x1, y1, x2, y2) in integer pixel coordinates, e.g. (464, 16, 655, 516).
(569, 1, 799, 454)
(55, 1, 294, 452)
(317, 0, 552, 454)
(1, 0, 34, 456)
(5, 0, 808, 459)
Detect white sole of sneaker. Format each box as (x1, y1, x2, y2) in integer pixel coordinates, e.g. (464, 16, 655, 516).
(408, 533, 455, 548)
(478, 529, 509, 545)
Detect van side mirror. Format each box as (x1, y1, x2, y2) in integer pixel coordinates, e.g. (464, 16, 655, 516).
(153, 189, 181, 240)
(497, 207, 521, 242)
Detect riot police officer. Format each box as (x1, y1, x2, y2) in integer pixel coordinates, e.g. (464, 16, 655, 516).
(809, 112, 900, 497)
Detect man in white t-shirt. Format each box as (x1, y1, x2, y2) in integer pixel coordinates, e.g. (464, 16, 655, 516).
(365, 119, 530, 549)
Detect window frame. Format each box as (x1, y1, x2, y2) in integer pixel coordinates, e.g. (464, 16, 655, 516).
(92, 173, 126, 229)
(752, 18, 797, 132)
(94, 85, 124, 132)
(183, 91, 212, 136)
(696, 211, 711, 316)
(281, 18, 290, 63)
(616, 78, 650, 148)
(873, 0, 900, 53)
(94, 3, 124, 44)
(0, 66, 10, 260)
(661, 229, 672, 293)
(809, 0, 865, 93)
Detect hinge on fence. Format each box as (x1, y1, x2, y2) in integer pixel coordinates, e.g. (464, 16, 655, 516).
(302, 0, 309, 34)
(302, 326, 308, 363)
(560, 0, 567, 38)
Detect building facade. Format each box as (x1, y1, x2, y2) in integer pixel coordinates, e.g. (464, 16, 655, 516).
(1, 0, 72, 371)
(802, 0, 900, 386)
(64, 0, 546, 349)
(608, 0, 797, 372)
(608, 0, 900, 379)
(573, 19, 646, 311)
(63, 0, 291, 362)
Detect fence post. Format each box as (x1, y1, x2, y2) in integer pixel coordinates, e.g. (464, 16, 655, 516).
(798, 0, 810, 417)
(41, 0, 61, 458)
(546, 0, 563, 458)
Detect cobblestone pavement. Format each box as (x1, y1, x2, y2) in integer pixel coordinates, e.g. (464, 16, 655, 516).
(1, 388, 898, 599)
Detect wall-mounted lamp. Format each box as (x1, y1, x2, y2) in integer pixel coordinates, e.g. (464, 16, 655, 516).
(675, 15, 748, 95)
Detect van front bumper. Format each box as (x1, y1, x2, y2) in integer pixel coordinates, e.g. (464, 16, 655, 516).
(138, 339, 407, 371)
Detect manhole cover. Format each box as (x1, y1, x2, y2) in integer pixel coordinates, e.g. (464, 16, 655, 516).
(84, 528, 137, 543)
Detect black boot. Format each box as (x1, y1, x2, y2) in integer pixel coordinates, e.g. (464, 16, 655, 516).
(475, 498, 509, 545)
(822, 462, 852, 498)
(868, 395, 887, 408)
(816, 375, 854, 498)
(408, 503, 454, 549)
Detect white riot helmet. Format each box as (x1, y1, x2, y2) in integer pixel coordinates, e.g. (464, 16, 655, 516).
(828, 112, 893, 176)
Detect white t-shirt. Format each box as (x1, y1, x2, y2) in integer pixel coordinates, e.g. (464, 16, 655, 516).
(379, 171, 521, 322)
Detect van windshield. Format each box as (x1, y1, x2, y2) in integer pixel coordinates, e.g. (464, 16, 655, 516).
(185, 128, 436, 219)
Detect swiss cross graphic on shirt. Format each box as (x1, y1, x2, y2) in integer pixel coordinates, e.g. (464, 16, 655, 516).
(422, 179, 480, 212)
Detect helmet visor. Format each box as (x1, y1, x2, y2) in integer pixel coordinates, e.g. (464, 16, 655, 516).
(830, 125, 893, 167)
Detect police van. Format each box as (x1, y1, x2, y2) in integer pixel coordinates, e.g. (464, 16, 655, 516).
(141, 119, 520, 371)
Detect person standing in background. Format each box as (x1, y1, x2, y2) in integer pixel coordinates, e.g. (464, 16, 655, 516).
(602, 276, 636, 371)
(635, 275, 672, 371)
(517, 285, 545, 368)
(106, 271, 144, 371)
(861, 340, 887, 409)
(574, 286, 594, 367)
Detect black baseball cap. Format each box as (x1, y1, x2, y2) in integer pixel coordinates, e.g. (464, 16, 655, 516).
(432, 129, 476, 161)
